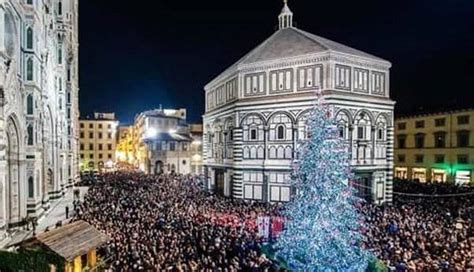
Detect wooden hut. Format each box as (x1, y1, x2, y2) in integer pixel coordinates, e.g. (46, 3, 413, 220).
(12, 220, 110, 272)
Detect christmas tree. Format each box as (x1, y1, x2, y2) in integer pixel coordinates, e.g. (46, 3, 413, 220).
(275, 100, 370, 271)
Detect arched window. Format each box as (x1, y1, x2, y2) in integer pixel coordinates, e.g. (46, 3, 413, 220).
(242, 115, 264, 142)
(27, 94, 34, 115)
(276, 125, 285, 140)
(26, 27, 33, 49)
(28, 177, 34, 198)
(57, 44, 63, 64)
(249, 128, 257, 140)
(269, 113, 292, 141)
(57, 1, 63, 16)
(27, 125, 34, 145)
(26, 58, 34, 81)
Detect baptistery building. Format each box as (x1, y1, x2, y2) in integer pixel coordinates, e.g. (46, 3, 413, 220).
(0, 0, 80, 235)
(203, 1, 395, 204)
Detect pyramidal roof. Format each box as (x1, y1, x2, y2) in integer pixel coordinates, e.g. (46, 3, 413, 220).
(206, 2, 389, 88)
(238, 27, 387, 65)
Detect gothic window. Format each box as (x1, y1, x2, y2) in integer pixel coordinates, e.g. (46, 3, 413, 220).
(269, 113, 292, 141)
(27, 124, 34, 145)
(357, 127, 364, 140)
(27, 94, 34, 115)
(338, 126, 344, 138)
(335, 65, 351, 90)
(28, 177, 34, 198)
(375, 115, 388, 141)
(297, 112, 310, 140)
(57, 1, 63, 16)
(377, 128, 384, 140)
(336, 111, 350, 140)
(250, 128, 257, 140)
(57, 44, 63, 64)
(277, 125, 285, 140)
(26, 27, 33, 49)
(26, 58, 34, 81)
(355, 112, 372, 141)
(242, 115, 264, 141)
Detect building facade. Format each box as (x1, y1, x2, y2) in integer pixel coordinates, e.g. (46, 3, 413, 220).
(394, 109, 473, 184)
(132, 108, 203, 175)
(203, 2, 395, 204)
(0, 0, 80, 233)
(79, 113, 119, 172)
(115, 125, 134, 164)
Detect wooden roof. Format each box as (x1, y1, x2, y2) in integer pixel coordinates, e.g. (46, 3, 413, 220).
(21, 220, 110, 262)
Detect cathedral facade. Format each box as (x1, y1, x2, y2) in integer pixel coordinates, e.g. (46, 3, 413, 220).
(0, 0, 79, 234)
(203, 2, 395, 204)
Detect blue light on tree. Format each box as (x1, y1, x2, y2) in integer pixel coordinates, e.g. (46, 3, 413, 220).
(275, 99, 370, 271)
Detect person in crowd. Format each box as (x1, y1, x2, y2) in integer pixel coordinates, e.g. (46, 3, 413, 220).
(74, 172, 473, 271)
(74, 172, 282, 271)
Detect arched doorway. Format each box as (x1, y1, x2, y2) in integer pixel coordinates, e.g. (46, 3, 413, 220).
(6, 117, 21, 224)
(155, 161, 164, 174)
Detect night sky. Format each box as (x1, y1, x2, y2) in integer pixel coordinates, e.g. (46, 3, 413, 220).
(79, 0, 474, 124)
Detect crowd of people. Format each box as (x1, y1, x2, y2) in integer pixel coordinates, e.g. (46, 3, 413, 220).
(362, 180, 473, 271)
(73, 172, 282, 271)
(73, 172, 473, 271)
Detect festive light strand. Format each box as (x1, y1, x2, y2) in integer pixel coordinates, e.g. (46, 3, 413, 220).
(275, 100, 370, 271)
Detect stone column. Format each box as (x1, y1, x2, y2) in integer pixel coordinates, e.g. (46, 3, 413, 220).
(73, 255, 82, 272)
(371, 125, 376, 164)
(292, 126, 297, 159)
(87, 249, 97, 268)
(263, 126, 269, 160)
